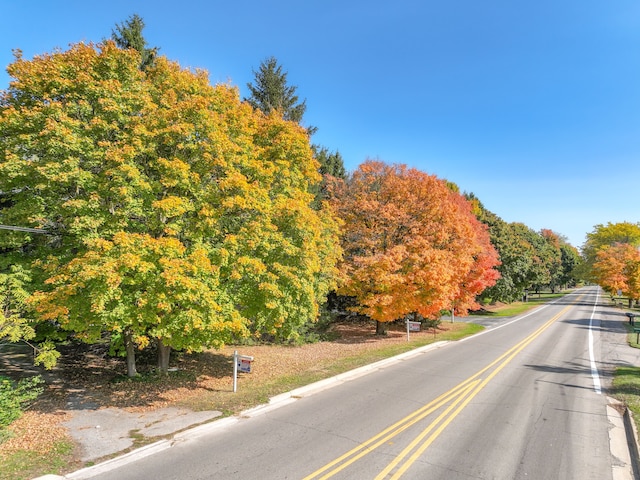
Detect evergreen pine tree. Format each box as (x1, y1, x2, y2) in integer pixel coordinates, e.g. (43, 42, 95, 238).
(245, 56, 316, 134)
(313, 146, 346, 179)
(111, 14, 158, 70)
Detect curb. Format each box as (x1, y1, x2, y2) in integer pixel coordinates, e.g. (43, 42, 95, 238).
(623, 407, 640, 479)
(608, 399, 634, 480)
(66, 441, 171, 480)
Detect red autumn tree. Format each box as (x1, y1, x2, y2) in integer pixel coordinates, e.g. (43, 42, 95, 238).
(329, 160, 499, 333)
(448, 193, 501, 315)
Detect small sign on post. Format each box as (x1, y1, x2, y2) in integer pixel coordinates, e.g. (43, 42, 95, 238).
(233, 350, 254, 393)
(237, 356, 252, 373)
(406, 320, 421, 341)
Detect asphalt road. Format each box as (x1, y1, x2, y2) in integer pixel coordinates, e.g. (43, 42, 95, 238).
(84, 286, 627, 479)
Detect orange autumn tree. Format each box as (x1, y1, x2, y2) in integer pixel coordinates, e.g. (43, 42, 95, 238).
(593, 243, 640, 304)
(329, 161, 499, 333)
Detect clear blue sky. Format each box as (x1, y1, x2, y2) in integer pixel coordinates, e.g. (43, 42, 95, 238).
(2, 1, 640, 249)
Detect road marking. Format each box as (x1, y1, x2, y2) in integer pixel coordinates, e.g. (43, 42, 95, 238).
(380, 304, 574, 479)
(588, 289, 602, 394)
(304, 301, 577, 479)
(300, 380, 481, 480)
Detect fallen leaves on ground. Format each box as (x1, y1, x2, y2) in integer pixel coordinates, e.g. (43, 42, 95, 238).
(0, 411, 71, 455)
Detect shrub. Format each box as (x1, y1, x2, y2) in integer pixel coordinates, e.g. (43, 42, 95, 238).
(0, 375, 44, 429)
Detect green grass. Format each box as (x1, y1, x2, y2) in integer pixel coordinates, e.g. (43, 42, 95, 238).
(611, 366, 640, 434)
(0, 440, 76, 480)
(474, 292, 568, 317)
(629, 328, 640, 349)
(611, 314, 640, 433)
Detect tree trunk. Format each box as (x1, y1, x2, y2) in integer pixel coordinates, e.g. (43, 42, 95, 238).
(376, 321, 387, 336)
(157, 339, 171, 374)
(124, 328, 137, 378)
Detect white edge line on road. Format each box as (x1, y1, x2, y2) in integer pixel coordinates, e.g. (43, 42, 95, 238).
(589, 289, 602, 395)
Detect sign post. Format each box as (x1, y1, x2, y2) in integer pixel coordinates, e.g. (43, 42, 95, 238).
(233, 350, 254, 393)
(406, 320, 421, 341)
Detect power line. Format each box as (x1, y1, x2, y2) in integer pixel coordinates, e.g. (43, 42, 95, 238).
(0, 224, 49, 234)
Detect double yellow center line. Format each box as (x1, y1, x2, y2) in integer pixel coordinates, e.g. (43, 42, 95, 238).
(303, 302, 576, 480)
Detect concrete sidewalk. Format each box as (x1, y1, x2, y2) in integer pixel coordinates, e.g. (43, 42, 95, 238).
(62, 406, 223, 462)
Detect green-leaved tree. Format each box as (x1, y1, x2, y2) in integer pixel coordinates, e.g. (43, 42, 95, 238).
(1, 42, 340, 376)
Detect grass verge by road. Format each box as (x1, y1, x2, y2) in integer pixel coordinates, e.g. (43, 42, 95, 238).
(195, 322, 484, 415)
(612, 318, 640, 435)
(612, 366, 640, 431)
(471, 292, 567, 317)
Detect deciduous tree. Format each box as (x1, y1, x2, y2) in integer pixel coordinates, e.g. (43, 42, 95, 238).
(0, 263, 58, 368)
(0, 42, 340, 375)
(329, 161, 499, 333)
(449, 193, 500, 315)
(583, 222, 640, 280)
(540, 229, 563, 292)
(469, 198, 538, 303)
(593, 243, 640, 305)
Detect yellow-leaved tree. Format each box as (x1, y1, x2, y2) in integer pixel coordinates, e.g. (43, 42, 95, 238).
(0, 42, 340, 375)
